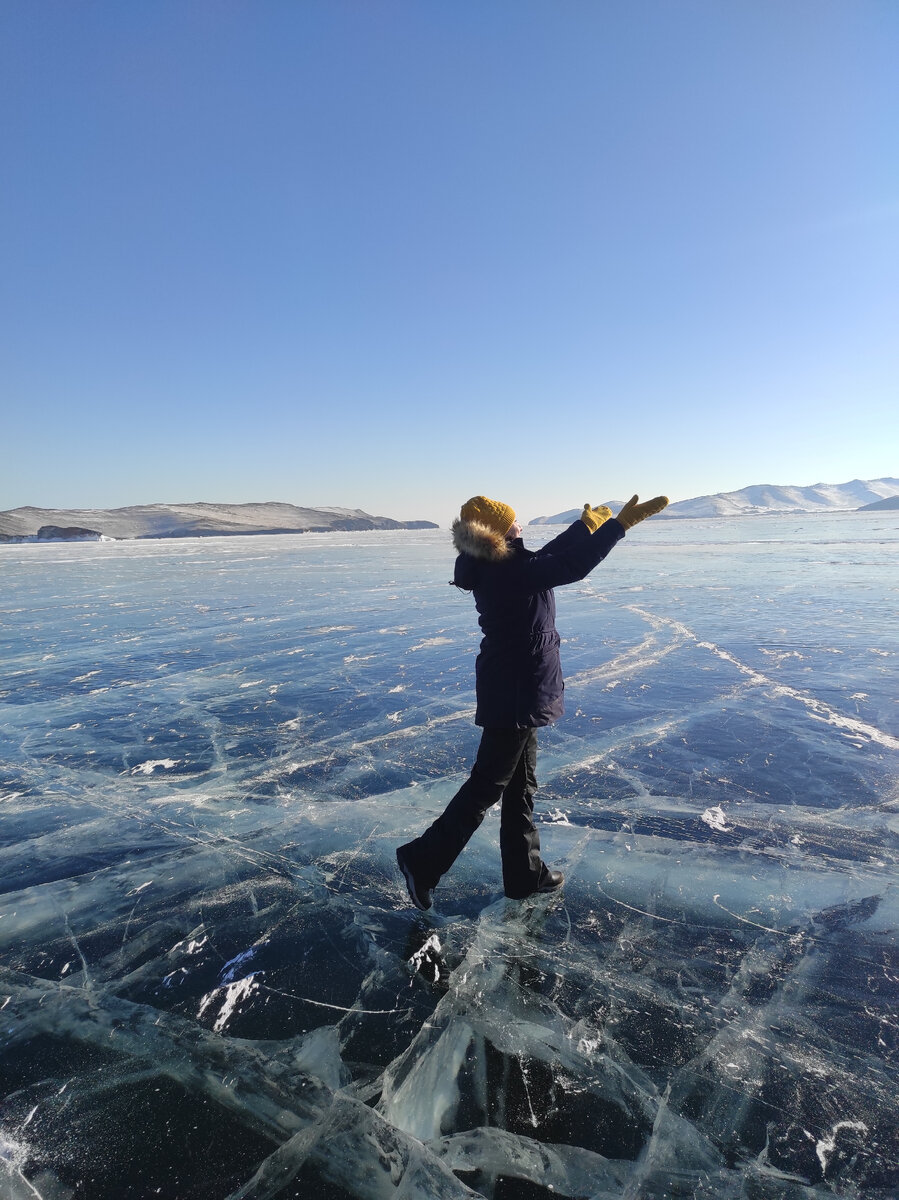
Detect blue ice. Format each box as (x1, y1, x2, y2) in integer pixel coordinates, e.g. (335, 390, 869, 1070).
(1, 514, 897, 1197)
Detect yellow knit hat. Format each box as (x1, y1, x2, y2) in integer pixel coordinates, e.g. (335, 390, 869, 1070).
(459, 495, 516, 536)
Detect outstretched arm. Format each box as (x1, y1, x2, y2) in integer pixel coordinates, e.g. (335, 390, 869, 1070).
(519, 518, 624, 593)
(532, 502, 613, 557)
(519, 493, 669, 593)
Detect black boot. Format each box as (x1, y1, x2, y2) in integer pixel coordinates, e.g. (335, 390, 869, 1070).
(536, 868, 564, 894)
(506, 863, 564, 900)
(396, 844, 434, 911)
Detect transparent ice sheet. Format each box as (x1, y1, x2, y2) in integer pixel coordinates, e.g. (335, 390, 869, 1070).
(1, 514, 897, 1198)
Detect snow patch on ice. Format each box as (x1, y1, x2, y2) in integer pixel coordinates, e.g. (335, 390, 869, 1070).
(407, 933, 443, 981)
(198, 973, 263, 1033)
(408, 637, 454, 651)
(701, 805, 730, 832)
(544, 808, 573, 825)
(131, 758, 179, 774)
(815, 1120, 868, 1172)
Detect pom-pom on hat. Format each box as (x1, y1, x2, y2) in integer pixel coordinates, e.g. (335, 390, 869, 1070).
(459, 495, 516, 536)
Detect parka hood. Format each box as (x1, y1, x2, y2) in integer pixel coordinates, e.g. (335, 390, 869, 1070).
(451, 518, 513, 563)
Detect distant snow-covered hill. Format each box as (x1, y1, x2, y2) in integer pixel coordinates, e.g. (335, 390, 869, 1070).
(529, 502, 627, 526)
(0, 502, 438, 542)
(529, 478, 899, 524)
(667, 478, 899, 518)
(858, 495, 899, 512)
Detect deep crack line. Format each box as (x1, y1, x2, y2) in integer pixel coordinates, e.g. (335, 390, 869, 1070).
(628, 606, 899, 750)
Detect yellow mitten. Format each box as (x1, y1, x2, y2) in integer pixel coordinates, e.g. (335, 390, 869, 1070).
(580, 503, 613, 533)
(615, 494, 669, 530)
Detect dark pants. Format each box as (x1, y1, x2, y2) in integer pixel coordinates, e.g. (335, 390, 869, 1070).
(402, 727, 545, 899)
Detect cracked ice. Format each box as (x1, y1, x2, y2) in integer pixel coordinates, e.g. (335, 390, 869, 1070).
(1, 516, 897, 1198)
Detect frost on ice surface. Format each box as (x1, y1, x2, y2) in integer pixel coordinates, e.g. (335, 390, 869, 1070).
(1, 518, 898, 1198)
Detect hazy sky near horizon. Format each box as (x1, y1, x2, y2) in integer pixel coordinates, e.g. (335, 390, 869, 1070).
(2, 2, 897, 525)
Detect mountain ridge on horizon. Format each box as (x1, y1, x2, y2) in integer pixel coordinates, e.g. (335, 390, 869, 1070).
(0, 501, 438, 543)
(529, 476, 899, 524)
(1, 477, 897, 543)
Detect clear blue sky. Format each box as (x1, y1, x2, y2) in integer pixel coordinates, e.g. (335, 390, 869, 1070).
(2, 1, 897, 525)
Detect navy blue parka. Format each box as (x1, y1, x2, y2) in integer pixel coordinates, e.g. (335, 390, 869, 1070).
(452, 517, 625, 728)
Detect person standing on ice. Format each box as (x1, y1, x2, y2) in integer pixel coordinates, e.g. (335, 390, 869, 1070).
(397, 491, 669, 909)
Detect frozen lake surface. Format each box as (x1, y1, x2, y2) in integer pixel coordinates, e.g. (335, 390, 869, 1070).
(1, 513, 897, 1199)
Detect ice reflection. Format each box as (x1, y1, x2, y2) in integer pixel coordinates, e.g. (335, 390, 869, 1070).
(1, 517, 897, 1198)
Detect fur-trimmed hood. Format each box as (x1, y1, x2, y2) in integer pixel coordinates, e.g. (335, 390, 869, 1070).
(452, 517, 514, 563)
